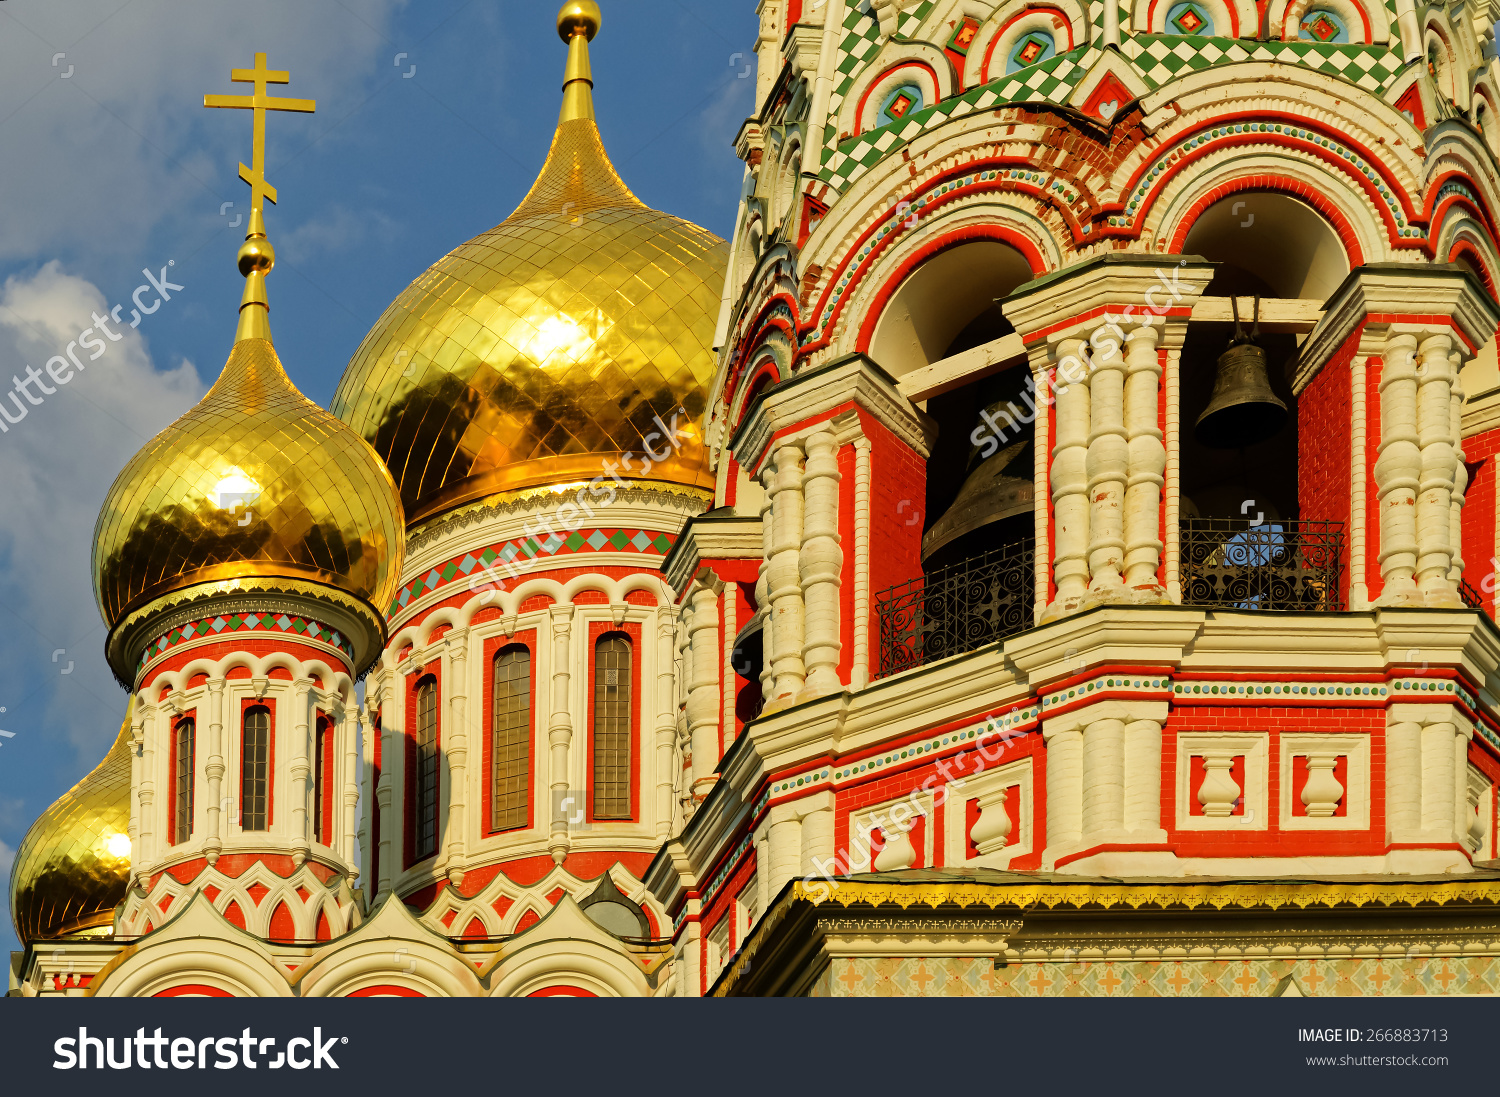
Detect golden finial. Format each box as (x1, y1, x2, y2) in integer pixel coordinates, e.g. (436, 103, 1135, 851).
(557, 2, 601, 124)
(203, 53, 317, 343)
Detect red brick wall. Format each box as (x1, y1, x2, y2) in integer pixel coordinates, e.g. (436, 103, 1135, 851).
(1298, 346, 1353, 601)
(1463, 427, 1500, 618)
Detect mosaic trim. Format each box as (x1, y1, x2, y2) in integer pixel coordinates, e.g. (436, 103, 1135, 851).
(818, 35, 1404, 194)
(1110, 120, 1418, 237)
(1043, 675, 1171, 710)
(1171, 680, 1389, 700)
(390, 527, 677, 616)
(140, 612, 353, 669)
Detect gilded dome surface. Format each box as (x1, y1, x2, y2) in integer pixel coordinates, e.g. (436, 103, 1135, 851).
(331, 19, 727, 525)
(92, 337, 406, 633)
(9, 705, 133, 945)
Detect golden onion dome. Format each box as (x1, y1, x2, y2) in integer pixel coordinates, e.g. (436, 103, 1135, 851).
(93, 161, 406, 682)
(9, 703, 133, 945)
(331, 3, 727, 525)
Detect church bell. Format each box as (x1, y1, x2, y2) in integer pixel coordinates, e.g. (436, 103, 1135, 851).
(1193, 296, 1287, 450)
(921, 439, 1035, 562)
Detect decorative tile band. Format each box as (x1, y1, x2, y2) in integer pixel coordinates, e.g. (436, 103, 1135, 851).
(1172, 680, 1388, 700)
(1044, 676, 1171, 710)
(140, 612, 353, 669)
(390, 527, 677, 616)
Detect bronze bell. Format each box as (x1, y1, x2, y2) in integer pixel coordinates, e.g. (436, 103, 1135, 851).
(1194, 297, 1287, 450)
(922, 440, 1035, 561)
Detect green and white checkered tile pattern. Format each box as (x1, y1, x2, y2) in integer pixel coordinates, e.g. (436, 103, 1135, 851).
(826, 1, 936, 146)
(817, 32, 1407, 193)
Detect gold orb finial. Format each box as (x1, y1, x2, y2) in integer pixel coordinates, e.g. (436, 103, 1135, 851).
(558, 1, 601, 42)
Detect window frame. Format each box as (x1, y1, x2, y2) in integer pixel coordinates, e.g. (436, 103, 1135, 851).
(171, 713, 196, 845)
(588, 626, 639, 821)
(240, 702, 273, 833)
(409, 674, 441, 864)
(488, 641, 535, 834)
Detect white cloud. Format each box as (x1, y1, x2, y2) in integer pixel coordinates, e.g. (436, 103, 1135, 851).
(0, 0, 409, 263)
(0, 261, 204, 763)
(0, 838, 14, 880)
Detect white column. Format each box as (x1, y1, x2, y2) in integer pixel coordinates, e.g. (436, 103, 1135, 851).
(129, 704, 147, 880)
(1086, 329, 1128, 600)
(1163, 345, 1182, 602)
(686, 585, 722, 797)
(851, 437, 873, 688)
(766, 804, 804, 898)
(799, 797, 836, 876)
(289, 677, 313, 866)
(342, 704, 360, 877)
(756, 464, 776, 705)
(376, 671, 400, 901)
(766, 443, 807, 707)
(1448, 350, 1467, 588)
(1420, 719, 1458, 835)
(547, 605, 575, 864)
(1043, 723, 1084, 855)
(1415, 333, 1460, 605)
(721, 585, 737, 752)
(799, 428, 844, 698)
(1386, 718, 1422, 840)
(442, 627, 470, 883)
(1122, 325, 1165, 599)
(1350, 354, 1370, 608)
(1046, 338, 1091, 619)
(654, 607, 678, 841)
(1122, 717, 1163, 834)
(203, 677, 226, 866)
(1081, 717, 1125, 839)
(1376, 333, 1421, 605)
(358, 698, 375, 892)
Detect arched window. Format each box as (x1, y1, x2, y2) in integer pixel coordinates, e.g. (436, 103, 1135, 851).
(492, 646, 532, 832)
(592, 634, 633, 819)
(242, 706, 270, 832)
(173, 718, 195, 845)
(413, 677, 440, 861)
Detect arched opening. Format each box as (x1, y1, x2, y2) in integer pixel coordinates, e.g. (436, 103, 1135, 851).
(1178, 191, 1352, 608)
(867, 239, 1034, 379)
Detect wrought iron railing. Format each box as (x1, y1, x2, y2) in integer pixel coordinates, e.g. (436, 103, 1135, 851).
(1180, 519, 1345, 612)
(875, 537, 1036, 678)
(1461, 578, 1487, 611)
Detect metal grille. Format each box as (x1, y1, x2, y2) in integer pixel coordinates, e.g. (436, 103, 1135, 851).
(875, 538, 1036, 678)
(174, 719, 194, 845)
(241, 707, 270, 832)
(414, 678, 440, 861)
(1461, 578, 1486, 611)
(491, 647, 532, 831)
(1180, 519, 1345, 611)
(592, 635, 632, 819)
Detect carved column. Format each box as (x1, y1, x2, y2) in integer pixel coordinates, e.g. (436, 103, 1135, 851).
(1045, 338, 1091, 619)
(799, 428, 843, 698)
(1081, 717, 1125, 839)
(376, 670, 400, 901)
(1042, 722, 1084, 854)
(1386, 717, 1422, 841)
(654, 607, 678, 840)
(130, 703, 149, 878)
(1420, 719, 1458, 836)
(686, 584, 722, 797)
(341, 703, 359, 876)
(547, 605, 575, 864)
(289, 677, 314, 866)
(1415, 333, 1460, 605)
(851, 437, 873, 688)
(766, 803, 803, 897)
(798, 794, 836, 876)
(756, 464, 776, 705)
(1122, 717, 1164, 834)
(203, 677, 226, 865)
(1085, 328, 1128, 600)
(442, 627, 470, 883)
(765, 443, 807, 708)
(1123, 324, 1166, 599)
(1375, 333, 1421, 605)
(1448, 349, 1467, 588)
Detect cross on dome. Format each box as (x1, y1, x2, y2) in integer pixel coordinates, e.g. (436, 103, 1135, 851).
(203, 52, 316, 217)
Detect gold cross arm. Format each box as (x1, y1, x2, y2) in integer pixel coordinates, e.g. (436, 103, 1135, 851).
(203, 53, 316, 215)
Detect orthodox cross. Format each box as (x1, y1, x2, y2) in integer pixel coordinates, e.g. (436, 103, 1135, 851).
(203, 53, 316, 215)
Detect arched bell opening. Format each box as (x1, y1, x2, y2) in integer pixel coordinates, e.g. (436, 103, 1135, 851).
(867, 240, 1034, 379)
(1177, 191, 1352, 610)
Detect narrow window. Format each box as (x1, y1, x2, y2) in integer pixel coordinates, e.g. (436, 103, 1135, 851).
(242, 706, 271, 832)
(314, 716, 331, 844)
(592, 634, 632, 819)
(414, 678, 440, 860)
(173, 718, 195, 844)
(492, 646, 532, 831)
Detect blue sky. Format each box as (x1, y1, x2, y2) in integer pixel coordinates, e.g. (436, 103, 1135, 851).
(0, 0, 758, 962)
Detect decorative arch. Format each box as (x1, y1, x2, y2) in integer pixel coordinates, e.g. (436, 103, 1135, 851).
(836, 42, 957, 139)
(1164, 173, 1367, 271)
(968, 0, 1086, 86)
(295, 894, 485, 998)
(1273, 0, 1385, 43)
(1135, 0, 1256, 36)
(1426, 21, 1463, 107)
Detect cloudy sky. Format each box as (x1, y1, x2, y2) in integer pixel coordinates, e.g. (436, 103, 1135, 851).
(0, 0, 756, 963)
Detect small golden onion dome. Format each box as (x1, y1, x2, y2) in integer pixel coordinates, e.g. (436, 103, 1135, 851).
(332, 3, 727, 525)
(9, 704, 133, 945)
(93, 217, 406, 681)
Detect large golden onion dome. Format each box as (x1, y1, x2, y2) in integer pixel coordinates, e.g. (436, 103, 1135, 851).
(331, 4, 727, 525)
(9, 704, 133, 946)
(93, 191, 406, 682)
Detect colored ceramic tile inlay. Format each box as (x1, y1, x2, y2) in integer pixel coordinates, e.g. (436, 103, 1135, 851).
(141, 613, 352, 669)
(390, 527, 677, 616)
